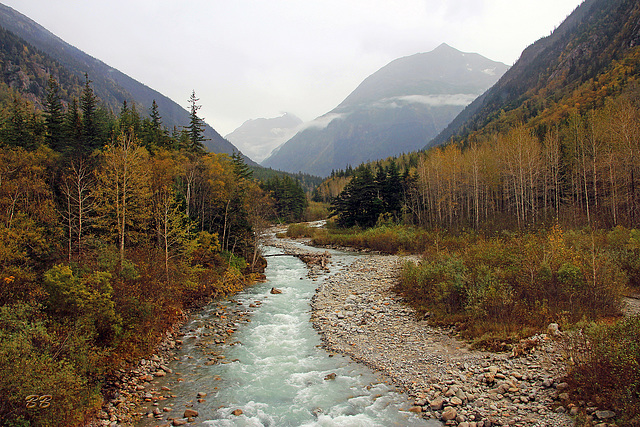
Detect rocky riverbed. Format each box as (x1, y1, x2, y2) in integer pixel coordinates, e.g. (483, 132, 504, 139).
(309, 254, 617, 427)
(89, 302, 251, 427)
(90, 230, 622, 427)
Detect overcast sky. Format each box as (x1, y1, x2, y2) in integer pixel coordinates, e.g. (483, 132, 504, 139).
(5, 0, 583, 135)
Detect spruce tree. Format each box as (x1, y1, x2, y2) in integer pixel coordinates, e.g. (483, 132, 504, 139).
(184, 90, 208, 153)
(80, 74, 100, 153)
(64, 98, 83, 155)
(146, 100, 170, 150)
(44, 76, 65, 151)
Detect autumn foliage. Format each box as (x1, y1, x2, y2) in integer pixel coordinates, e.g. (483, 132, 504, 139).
(0, 83, 271, 425)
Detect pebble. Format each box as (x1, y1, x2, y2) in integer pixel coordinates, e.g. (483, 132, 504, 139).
(310, 254, 578, 426)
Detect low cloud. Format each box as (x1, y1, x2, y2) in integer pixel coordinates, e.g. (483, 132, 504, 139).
(299, 113, 348, 131)
(385, 94, 479, 107)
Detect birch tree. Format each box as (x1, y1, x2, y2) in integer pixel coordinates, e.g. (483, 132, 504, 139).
(95, 130, 150, 268)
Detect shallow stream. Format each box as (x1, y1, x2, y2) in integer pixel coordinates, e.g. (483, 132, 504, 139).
(136, 244, 439, 426)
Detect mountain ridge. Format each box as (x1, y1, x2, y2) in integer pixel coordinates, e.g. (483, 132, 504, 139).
(428, 0, 640, 147)
(0, 3, 248, 159)
(262, 44, 508, 176)
(225, 112, 303, 163)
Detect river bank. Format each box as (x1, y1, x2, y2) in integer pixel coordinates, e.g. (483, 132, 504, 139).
(89, 300, 252, 427)
(90, 229, 597, 426)
(310, 253, 584, 427)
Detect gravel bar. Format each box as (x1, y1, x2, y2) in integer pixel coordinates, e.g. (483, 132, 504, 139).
(311, 254, 577, 427)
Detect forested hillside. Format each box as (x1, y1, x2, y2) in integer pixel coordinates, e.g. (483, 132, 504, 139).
(314, 0, 640, 422)
(0, 68, 283, 424)
(0, 3, 246, 158)
(430, 0, 640, 147)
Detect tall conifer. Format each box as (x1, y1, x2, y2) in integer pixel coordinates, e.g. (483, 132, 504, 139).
(44, 76, 65, 151)
(80, 74, 100, 153)
(184, 90, 208, 153)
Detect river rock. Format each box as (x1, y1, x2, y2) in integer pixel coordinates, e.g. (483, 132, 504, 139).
(232, 409, 243, 416)
(183, 408, 198, 418)
(430, 396, 444, 410)
(450, 396, 463, 406)
(595, 410, 615, 420)
(442, 406, 457, 421)
(310, 254, 575, 427)
(270, 287, 283, 294)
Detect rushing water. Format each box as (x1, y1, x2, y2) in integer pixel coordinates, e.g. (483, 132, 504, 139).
(137, 245, 439, 426)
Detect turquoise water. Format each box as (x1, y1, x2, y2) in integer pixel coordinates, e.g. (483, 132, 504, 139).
(137, 246, 439, 426)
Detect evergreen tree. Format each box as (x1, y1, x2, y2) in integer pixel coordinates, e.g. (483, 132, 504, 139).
(331, 166, 383, 228)
(1, 96, 42, 149)
(184, 90, 208, 153)
(118, 100, 142, 138)
(261, 175, 308, 222)
(44, 76, 65, 151)
(144, 100, 170, 150)
(80, 74, 100, 153)
(384, 159, 403, 216)
(231, 152, 253, 181)
(64, 98, 83, 155)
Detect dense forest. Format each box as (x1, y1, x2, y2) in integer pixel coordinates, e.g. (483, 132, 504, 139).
(0, 74, 307, 425)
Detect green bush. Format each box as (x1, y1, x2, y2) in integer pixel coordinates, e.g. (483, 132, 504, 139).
(396, 227, 627, 344)
(399, 255, 467, 315)
(44, 265, 122, 347)
(568, 316, 640, 424)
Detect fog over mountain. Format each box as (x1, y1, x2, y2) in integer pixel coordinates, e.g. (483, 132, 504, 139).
(225, 113, 303, 163)
(262, 44, 508, 176)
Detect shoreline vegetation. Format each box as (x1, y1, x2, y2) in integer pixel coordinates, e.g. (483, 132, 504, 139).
(287, 221, 640, 426)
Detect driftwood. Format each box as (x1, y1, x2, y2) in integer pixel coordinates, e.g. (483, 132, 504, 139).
(264, 251, 331, 269)
(297, 251, 331, 269)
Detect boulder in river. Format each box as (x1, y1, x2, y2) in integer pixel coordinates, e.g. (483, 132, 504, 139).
(270, 287, 283, 294)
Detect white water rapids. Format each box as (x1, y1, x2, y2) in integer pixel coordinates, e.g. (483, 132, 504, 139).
(136, 245, 441, 426)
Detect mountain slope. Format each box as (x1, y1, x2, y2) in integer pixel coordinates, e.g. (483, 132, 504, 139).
(429, 0, 640, 147)
(262, 44, 508, 176)
(0, 3, 244, 158)
(225, 113, 302, 163)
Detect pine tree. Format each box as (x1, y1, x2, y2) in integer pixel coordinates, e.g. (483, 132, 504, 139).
(331, 167, 383, 228)
(184, 90, 208, 153)
(44, 76, 65, 151)
(145, 100, 170, 150)
(231, 152, 253, 181)
(64, 98, 83, 156)
(384, 159, 403, 216)
(80, 74, 100, 153)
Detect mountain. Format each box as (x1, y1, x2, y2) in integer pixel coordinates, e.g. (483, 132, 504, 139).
(429, 0, 640, 147)
(261, 44, 508, 176)
(0, 3, 247, 159)
(225, 113, 303, 163)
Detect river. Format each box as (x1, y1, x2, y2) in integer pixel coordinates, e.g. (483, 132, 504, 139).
(136, 244, 440, 426)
